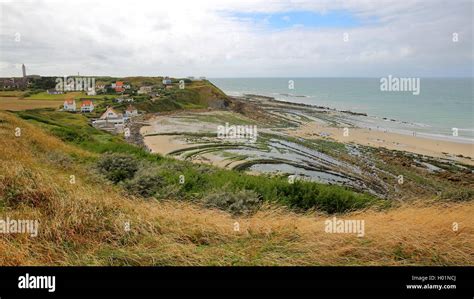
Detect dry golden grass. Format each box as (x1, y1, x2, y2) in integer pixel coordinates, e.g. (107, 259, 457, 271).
(0, 111, 472, 265)
(0, 97, 63, 111)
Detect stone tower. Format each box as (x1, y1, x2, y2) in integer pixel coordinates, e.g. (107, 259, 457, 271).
(22, 64, 26, 78)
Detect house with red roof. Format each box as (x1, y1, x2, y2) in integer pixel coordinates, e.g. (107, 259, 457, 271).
(111, 81, 124, 93)
(80, 99, 95, 112)
(63, 99, 76, 112)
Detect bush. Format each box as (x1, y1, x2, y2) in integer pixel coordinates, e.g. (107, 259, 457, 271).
(276, 181, 373, 213)
(440, 188, 474, 201)
(50, 127, 89, 143)
(203, 189, 261, 215)
(96, 153, 140, 183)
(123, 169, 163, 197)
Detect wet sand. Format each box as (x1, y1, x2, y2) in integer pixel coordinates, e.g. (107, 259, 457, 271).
(288, 122, 474, 166)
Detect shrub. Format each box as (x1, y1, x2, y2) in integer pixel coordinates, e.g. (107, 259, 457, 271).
(440, 188, 474, 201)
(96, 153, 140, 183)
(276, 181, 374, 213)
(50, 127, 90, 143)
(203, 189, 261, 215)
(123, 169, 163, 197)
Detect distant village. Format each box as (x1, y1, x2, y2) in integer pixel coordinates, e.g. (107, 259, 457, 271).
(60, 79, 144, 134)
(0, 64, 207, 134)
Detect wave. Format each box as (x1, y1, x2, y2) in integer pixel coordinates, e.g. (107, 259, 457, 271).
(278, 93, 309, 98)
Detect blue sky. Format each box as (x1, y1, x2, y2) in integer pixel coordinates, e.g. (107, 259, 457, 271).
(230, 10, 369, 30)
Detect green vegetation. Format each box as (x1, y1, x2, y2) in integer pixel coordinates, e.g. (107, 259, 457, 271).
(203, 189, 261, 215)
(96, 153, 140, 183)
(15, 109, 159, 160)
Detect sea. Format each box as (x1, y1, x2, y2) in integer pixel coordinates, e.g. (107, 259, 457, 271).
(210, 78, 474, 142)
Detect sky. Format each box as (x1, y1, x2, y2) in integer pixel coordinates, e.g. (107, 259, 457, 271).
(0, 0, 472, 77)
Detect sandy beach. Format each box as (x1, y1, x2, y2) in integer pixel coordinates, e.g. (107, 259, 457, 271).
(288, 122, 474, 166)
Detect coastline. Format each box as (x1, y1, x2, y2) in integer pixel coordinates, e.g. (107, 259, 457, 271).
(227, 91, 474, 143)
(139, 93, 474, 168)
(287, 122, 474, 166)
(238, 93, 474, 164)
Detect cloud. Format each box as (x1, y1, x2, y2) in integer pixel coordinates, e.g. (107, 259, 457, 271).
(0, 0, 472, 77)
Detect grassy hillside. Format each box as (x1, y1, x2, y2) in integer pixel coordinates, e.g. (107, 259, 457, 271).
(0, 111, 473, 265)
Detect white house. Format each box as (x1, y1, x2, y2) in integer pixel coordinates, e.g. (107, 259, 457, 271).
(63, 99, 76, 112)
(95, 107, 125, 127)
(125, 105, 138, 117)
(92, 107, 124, 132)
(162, 77, 172, 85)
(138, 86, 152, 94)
(100, 106, 122, 121)
(80, 99, 94, 112)
(86, 87, 96, 96)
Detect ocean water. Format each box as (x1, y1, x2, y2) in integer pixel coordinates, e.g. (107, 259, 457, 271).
(210, 78, 474, 141)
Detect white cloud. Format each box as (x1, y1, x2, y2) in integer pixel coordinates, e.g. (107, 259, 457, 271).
(0, 0, 472, 77)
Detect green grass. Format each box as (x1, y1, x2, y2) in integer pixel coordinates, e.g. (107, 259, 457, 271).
(25, 91, 82, 100)
(15, 109, 160, 162)
(134, 89, 208, 112)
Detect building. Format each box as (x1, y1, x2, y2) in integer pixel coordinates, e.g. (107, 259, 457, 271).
(86, 87, 96, 96)
(162, 77, 172, 85)
(0, 77, 28, 89)
(125, 105, 138, 117)
(112, 81, 124, 93)
(63, 99, 76, 112)
(114, 97, 134, 103)
(47, 88, 63, 95)
(80, 99, 95, 112)
(92, 106, 125, 131)
(0, 64, 29, 89)
(100, 106, 122, 121)
(138, 86, 152, 95)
